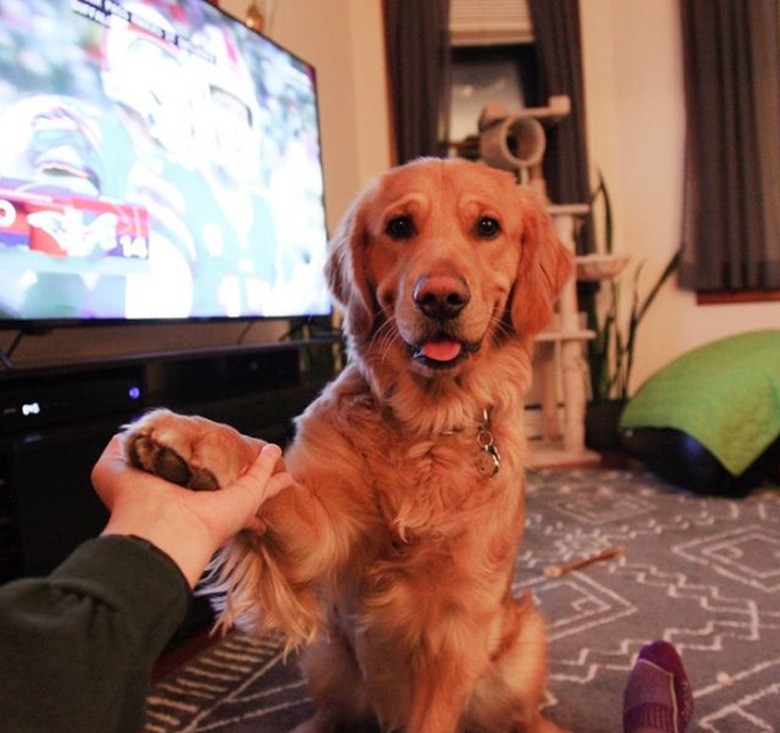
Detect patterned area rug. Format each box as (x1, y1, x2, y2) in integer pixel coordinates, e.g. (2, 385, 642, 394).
(145, 468, 780, 732)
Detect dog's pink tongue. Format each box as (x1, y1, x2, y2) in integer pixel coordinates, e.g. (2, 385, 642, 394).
(421, 340, 462, 362)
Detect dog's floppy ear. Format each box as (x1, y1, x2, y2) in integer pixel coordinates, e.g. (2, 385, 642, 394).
(510, 187, 573, 336)
(324, 189, 375, 338)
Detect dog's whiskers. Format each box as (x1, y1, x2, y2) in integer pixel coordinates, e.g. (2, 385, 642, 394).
(370, 316, 400, 362)
(489, 311, 514, 343)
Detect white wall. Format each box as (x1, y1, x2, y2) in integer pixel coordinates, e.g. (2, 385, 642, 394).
(580, 0, 779, 392)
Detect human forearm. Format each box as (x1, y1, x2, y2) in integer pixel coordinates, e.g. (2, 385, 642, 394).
(0, 536, 189, 733)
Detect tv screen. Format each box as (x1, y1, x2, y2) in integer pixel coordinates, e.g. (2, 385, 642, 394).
(0, 0, 331, 325)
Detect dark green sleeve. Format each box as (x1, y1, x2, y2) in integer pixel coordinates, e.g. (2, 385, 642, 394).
(0, 535, 191, 733)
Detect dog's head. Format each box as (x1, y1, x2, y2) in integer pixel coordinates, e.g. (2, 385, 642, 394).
(326, 158, 571, 377)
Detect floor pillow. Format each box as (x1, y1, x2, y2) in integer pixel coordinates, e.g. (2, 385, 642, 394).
(618, 329, 780, 495)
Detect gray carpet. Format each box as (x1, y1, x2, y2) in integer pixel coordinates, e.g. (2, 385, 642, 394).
(145, 468, 780, 732)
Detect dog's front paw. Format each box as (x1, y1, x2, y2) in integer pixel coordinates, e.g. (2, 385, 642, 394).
(124, 409, 256, 491)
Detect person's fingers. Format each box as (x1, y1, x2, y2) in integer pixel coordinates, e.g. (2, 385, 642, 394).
(240, 438, 289, 475)
(253, 443, 293, 492)
(261, 471, 294, 504)
(230, 444, 284, 501)
(244, 435, 269, 456)
(254, 443, 282, 474)
(273, 455, 288, 474)
(250, 445, 295, 500)
(220, 444, 293, 534)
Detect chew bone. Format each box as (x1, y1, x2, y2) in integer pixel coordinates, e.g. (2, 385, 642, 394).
(545, 546, 624, 578)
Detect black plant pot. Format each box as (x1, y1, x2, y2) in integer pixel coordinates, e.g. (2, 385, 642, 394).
(585, 400, 626, 450)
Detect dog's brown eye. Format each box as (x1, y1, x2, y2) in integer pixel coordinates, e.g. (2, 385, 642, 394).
(475, 217, 501, 239)
(386, 215, 416, 240)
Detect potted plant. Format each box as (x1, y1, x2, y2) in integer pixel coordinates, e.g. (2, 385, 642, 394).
(582, 174, 680, 448)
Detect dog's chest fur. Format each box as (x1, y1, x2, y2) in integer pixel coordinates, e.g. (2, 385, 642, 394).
(371, 429, 520, 543)
(298, 364, 526, 550)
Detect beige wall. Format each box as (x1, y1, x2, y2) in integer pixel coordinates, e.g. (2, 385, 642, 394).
(580, 0, 779, 392)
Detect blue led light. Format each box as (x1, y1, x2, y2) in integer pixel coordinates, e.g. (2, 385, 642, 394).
(128, 386, 141, 400)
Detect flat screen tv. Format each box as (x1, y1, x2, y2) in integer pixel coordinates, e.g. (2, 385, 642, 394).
(0, 0, 331, 327)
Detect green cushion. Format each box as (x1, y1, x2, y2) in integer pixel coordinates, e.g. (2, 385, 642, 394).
(620, 329, 780, 476)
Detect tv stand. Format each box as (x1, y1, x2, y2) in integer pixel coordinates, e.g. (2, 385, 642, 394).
(1, 331, 29, 371)
(0, 325, 56, 370)
(0, 338, 336, 583)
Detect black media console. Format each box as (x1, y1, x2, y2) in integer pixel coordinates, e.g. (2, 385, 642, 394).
(0, 339, 335, 583)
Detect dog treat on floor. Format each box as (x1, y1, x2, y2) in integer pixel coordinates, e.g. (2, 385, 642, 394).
(545, 546, 624, 578)
(623, 640, 694, 733)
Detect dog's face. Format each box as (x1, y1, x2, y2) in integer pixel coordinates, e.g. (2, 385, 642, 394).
(327, 158, 571, 378)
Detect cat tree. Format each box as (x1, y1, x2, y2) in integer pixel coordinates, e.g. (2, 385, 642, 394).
(479, 97, 600, 466)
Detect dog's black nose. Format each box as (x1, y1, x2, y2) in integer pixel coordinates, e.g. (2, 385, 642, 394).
(413, 275, 470, 320)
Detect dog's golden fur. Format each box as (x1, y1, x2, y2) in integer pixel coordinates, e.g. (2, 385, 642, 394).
(126, 158, 571, 732)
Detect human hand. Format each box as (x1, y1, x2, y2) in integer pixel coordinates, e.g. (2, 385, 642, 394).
(92, 434, 294, 587)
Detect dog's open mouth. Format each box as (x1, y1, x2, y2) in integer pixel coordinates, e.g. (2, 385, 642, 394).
(406, 336, 481, 369)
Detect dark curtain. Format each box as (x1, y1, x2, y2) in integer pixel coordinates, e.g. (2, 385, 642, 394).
(383, 0, 451, 163)
(680, 0, 780, 291)
(527, 0, 593, 253)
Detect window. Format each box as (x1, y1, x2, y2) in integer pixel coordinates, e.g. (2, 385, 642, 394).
(447, 0, 538, 160)
(449, 45, 539, 151)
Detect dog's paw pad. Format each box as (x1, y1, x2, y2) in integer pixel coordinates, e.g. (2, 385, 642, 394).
(189, 466, 220, 491)
(127, 434, 219, 491)
(152, 444, 193, 486)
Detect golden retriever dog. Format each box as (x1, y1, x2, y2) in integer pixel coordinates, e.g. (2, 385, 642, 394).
(125, 158, 571, 733)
